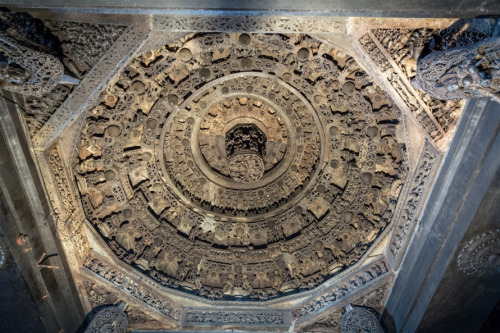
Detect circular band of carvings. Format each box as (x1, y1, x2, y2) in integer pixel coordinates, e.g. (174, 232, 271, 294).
(457, 229, 500, 277)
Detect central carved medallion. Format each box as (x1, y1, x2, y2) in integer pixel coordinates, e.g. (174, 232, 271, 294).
(226, 124, 267, 183)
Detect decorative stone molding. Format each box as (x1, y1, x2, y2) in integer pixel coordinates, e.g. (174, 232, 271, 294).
(182, 308, 291, 327)
(84, 302, 128, 333)
(153, 15, 346, 34)
(389, 145, 438, 266)
(413, 38, 500, 103)
(83, 253, 181, 321)
(340, 305, 384, 333)
(457, 229, 500, 277)
(292, 258, 390, 321)
(298, 283, 389, 332)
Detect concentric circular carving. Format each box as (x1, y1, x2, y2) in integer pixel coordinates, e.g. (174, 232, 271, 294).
(457, 229, 500, 277)
(74, 33, 407, 300)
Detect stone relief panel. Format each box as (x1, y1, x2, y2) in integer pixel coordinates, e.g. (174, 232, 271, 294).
(388, 144, 438, 267)
(292, 258, 389, 321)
(73, 32, 408, 302)
(83, 253, 181, 321)
(45, 145, 89, 262)
(352, 19, 496, 144)
(153, 15, 346, 34)
(84, 281, 164, 329)
(297, 283, 389, 332)
(182, 308, 291, 328)
(0, 9, 128, 137)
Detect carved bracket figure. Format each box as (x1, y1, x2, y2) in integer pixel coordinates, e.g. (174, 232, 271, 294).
(412, 38, 500, 103)
(0, 33, 65, 97)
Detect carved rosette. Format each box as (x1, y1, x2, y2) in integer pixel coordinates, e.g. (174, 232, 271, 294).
(74, 33, 408, 301)
(84, 302, 128, 333)
(340, 306, 384, 333)
(457, 229, 500, 277)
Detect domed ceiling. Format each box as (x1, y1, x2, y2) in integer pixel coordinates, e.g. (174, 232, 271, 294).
(74, 32, 407, 301)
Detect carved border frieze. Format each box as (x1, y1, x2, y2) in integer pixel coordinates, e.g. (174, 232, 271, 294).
(356, 31, 446, 142)
(292, 257, 390, 322)
(82, 252, 181, 321)
(44, 145, 89, 262)
(153, 15, 347, 34)
(388, 143, 439, 268)
(182, 308, 291, 327)
(296, 281, 390, 332)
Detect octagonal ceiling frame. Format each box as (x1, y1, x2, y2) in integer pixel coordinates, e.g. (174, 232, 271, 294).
(24, 13, 452, 331)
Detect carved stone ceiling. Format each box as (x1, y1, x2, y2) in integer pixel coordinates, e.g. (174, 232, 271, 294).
(75, 31, 407, 302)
(5, 12, 496, 331)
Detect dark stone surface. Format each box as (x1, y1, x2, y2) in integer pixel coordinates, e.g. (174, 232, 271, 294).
(2, 0, 500, 17)
(384, 98, 500, 333)
(417, 168, 500, 332)
(0, 232, 44, 333)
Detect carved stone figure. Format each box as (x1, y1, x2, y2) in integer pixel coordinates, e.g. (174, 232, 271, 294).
(413, 38, 500, 102)
(0, 33, 64, 96)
